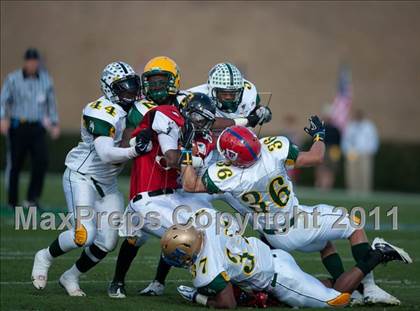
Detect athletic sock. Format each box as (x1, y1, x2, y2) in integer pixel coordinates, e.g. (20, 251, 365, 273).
(154, 255, 172, 285)
(355, 249, 383, 276)
(75, 243, 107, 273)
(112, 239, 140, 284)
(351, 242, 371, 263)
(48, 238, 65, 258)
(322, 253, 345, 281)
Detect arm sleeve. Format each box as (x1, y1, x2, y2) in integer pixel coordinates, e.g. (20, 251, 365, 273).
(153, 111, 180, 154)
(46, 77, 59, 124)
(0, 75, 12, 119)
(285, 140, 299, 168)
(94, 136, 138, 164)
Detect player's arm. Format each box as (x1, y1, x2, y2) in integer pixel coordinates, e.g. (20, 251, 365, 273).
(94, 129, 152, 164)
(181, 164, 207, 192)
(295, 115, 326, 168)
(206, 283, 237, 309)
(85, 114, 152, 164)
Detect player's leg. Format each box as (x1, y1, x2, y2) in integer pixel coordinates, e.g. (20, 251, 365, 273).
(139, 191, 216, 296)
(26, 124, 48, 205)
(31, 168, 97, 290)
(60, 190, 124, 296)
(334, 237, 412, 293)
(268, 249, 350, 308)
(311, 204, 401, 305)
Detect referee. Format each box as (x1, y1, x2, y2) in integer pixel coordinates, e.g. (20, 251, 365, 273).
(0, 48, 60, 209)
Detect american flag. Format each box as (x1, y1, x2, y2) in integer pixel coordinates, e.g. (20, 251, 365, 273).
(329, 65, 352, 132)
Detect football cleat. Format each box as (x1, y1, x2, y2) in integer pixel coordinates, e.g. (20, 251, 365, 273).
(372, 237, 413, 264)
(363, 283, 401, 305)
(108, 282, 127, 299)
(59, 270, 86, 297)
(139, 280, 165, 296)
(31, 248, 53, 290)
(350, 290, 364, 306)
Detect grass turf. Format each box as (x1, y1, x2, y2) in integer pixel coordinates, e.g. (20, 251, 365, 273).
(1, 173, 419, 310)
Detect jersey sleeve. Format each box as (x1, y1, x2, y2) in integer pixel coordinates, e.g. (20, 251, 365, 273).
(83, 100, 118, 137)
(261, 136, 300, 168)
(192, 245, 229, 296)
(126, 100, 156, 128)
(202, 168, 222, 194)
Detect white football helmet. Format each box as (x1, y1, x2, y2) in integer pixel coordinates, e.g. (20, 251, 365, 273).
(207, 63, 244, 113)
(100, 62, 141, 109)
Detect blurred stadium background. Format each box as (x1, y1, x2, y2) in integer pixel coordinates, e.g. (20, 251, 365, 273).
(1, 1, 420, 192)
(1, 2, 420, 310)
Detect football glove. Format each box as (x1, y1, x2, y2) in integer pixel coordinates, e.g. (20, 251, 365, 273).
(247, 106, 272, 127)
(181, 120, 195, 149)
(304, 115, 325, 142)
(134, 128, 153, 155)
(177, 285, 198, 303)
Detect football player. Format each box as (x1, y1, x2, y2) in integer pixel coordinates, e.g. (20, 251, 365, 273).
(30, 62, 153, 296)
(189, 62, 272, 131)
(181, 119, 405, 305)
(188, 62, 272, 240)
(162, 224, 411, 308)
(107, 57, 217, 298)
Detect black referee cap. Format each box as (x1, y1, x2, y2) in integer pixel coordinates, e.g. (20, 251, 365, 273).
(24, 48, 40, 60)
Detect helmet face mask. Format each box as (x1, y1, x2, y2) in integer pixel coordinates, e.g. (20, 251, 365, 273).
(142, 72, 171, 104)
(142, 56, 180, 104)
(110, 75, 141, 106)
(208, 63, 244, 113)
(100, 61, 140, 109)
(182, 92, 216, 133)
(213, 87, 244, 113)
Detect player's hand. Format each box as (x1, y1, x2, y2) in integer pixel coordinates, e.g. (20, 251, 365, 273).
(304, 115, 325, 142)
(246, 106, 272, 127)
(177, 285, 197, 303)
(135, 128, 153, 155)
(181, 120, 195, 149)
(256, 106, 272, 125)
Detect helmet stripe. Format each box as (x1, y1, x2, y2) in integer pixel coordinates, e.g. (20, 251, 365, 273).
(225, 63, 234, 86)
(226, 128, 258, 160)
(118, 62, 128, 74)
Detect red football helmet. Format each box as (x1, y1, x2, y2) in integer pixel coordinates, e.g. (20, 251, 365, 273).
(217, 126, 261, 168)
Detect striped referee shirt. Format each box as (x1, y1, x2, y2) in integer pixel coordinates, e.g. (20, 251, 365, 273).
(0, 69, 59, 124)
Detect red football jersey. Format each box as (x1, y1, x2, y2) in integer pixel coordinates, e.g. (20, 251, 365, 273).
(129, 105, 184, 199)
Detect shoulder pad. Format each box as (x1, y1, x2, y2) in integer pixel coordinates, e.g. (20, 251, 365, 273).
(260, 136, 290, 160)
(83, 97, 120, 126)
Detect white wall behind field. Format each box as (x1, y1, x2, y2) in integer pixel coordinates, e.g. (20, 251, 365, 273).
(1, 1, 420, 141)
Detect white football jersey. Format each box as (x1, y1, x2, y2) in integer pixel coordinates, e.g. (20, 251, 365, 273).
(65, 96, 137, 184)
(188, 79, 259, 119)
(192, 225, 274, 295)
(202, 136, 300, 230)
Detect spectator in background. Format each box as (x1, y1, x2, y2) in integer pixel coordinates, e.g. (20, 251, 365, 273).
(315, 106, 341, 190)
(341, 109, 378, 193)
(0, 48, 60, 209)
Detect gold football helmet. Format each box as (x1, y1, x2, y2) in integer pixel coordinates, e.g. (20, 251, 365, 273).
(161, 225, 203, 268)
(142, 56, 180, 103)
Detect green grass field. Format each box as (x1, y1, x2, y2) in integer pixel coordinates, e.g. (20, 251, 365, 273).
(1, 173, 419, 310)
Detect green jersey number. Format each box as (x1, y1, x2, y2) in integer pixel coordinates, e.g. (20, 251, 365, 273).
(225, 244, 255, 275)
(241, 176, 290, 211)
